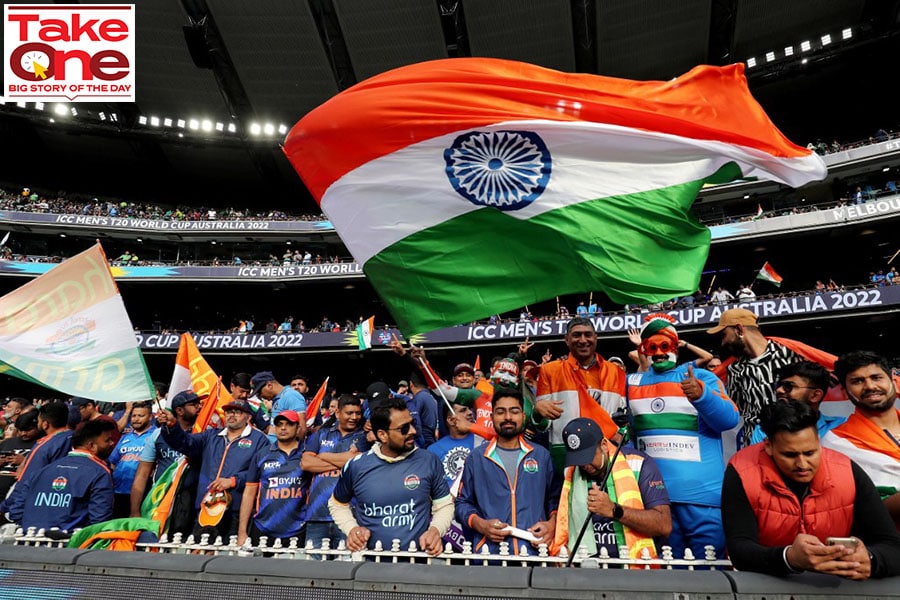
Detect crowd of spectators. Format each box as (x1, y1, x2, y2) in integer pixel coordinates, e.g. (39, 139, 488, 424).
(0, 187, 325, 223)
(3, 320, 900, 579)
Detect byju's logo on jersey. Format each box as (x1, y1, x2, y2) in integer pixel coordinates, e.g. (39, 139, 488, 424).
(51, 476, 67, 491)
(403, 474, 420, 490)
(4, 4, 136, 102)
(444, 130, 551, 211)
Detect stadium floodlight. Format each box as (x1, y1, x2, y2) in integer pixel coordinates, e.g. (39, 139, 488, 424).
(227, 123, 236, 133)
(150, 116, 160, 127)
(800, 40, 812, 52)
(801, 58, 808, 64)
(99, 112, 106, 121)
(215, 122, 224, 132)
(188, 119, 199, 130)
(884, 167, 891, 172)
(746, 57, 756, 68)
(249, 123, 262, 135)
(784, 46, 794, 57)
(110, 113, 118, 122)
(201, 119, 213, 132)
(54, 103, 68, 116)
(35, 102, 44, 111)
(263, 123, 275, 135)
(70, 107, 77, 116)
(138, 115, 148, 125)
(821, 34, 832, 46)
(842, 28, 852, 40)
(278, 124, 288, 135)
(16, 101, 26, 108)
(177, 132, 184, 138)
(765, 51, 775, 63)
(163, 118, 172, 127)
(176, 119, 186, 128)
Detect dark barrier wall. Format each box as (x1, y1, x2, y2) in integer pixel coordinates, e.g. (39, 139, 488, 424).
(1, 546, 898, 600)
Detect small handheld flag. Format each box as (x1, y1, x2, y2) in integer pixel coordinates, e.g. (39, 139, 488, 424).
(356, 316, 375, 350)
(756, 261, 783, 287)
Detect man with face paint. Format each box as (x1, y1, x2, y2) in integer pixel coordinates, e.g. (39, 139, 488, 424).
(626, 314, 739, 559)
(823, 351, 900, 526)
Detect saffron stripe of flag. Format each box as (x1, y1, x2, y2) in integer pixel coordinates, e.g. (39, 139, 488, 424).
(285, 58, 826, 334)
(0, 243, 154, 402)
(166, 332, 232, 431)
(305, 376, 330, 426)
(756, 261, 783, 286)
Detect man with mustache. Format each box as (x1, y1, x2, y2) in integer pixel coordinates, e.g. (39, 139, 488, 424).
(706, 309, 805, 445)
(723, 400, 900, 579)
(328, 396, 451, 556)
(456, 388, 561, 555)
(823, 351, 900, 526)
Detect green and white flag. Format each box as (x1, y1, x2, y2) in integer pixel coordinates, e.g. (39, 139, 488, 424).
(285, 59, 827, 334)
(356, 315, 375, 350)
(0, 243, 154, 402)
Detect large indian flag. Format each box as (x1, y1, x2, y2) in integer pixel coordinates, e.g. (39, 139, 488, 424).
(284, 58, 827, 334)
(0, 243, 154, 402)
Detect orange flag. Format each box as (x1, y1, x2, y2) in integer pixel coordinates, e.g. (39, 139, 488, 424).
(166, 333, 232, 432)
(305, 376, 330, 426)
(474, 355, 481, 372)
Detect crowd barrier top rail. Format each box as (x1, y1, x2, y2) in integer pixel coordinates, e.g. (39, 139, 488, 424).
(1, 527, 899, 600)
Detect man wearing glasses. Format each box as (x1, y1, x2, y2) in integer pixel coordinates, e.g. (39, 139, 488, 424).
(328, 396, 452, 556)
(749, 362, 846, 444)
(627, 314, 739, 560)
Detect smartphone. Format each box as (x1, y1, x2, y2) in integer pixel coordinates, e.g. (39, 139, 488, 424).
(826, 537, 859, 549)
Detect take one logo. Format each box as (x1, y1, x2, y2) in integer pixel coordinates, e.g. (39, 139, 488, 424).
(4, 4, 136, 102)
(403, 474, 420, 490)
(51, 476, 67, 491)
(523, 458, 539, 473)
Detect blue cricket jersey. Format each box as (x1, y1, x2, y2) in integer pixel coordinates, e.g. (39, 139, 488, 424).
(332, 446, 450, 550)
(110, 426, 157, 494)
(246, 444, 306, 538)
(303, 424, 370, 522)
(15, 450, 113, 531)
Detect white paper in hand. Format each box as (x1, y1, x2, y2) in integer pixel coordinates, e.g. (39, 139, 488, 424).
(500, 526, 540, 543)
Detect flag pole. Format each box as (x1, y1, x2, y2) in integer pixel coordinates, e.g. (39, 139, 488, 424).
(888, 248, 900, 264)
(416, 356, 455, 415)
(556, 296, 560, 316)
(706, 274, 716, 295)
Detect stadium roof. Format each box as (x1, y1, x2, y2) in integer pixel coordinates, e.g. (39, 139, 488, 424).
(1, 0, 899, 209)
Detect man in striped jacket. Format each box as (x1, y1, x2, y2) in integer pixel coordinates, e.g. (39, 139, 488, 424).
(627, 315, 739, 560)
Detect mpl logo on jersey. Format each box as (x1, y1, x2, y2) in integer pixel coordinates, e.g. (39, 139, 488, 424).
(4, 4, 135, 102)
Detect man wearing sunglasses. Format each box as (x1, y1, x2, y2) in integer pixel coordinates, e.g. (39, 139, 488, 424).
(749, 362, 846, 445)
(329, 396, 452, 556)
(627, 314, 739, 560)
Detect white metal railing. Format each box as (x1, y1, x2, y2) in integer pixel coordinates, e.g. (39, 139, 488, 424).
(2, 525, 732, 570)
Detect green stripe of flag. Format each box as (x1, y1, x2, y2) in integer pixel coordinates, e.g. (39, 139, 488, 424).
(0, 346, 153, 404)
(633, 413, 699, 433)
(365, 166, 739, 334)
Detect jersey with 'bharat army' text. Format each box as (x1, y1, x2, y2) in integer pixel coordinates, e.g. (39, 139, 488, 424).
(332, 448, 449, 550)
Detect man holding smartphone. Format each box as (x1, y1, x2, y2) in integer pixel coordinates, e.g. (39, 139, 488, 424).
(721, 400, 900, 579)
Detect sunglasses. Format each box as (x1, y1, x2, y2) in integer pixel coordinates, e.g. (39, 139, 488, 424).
(388, 422, 414, 435)
(642, 340, 675, 354)
(774, 381, 817, 392)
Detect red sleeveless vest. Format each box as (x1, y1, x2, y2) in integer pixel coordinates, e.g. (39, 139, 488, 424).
(729, 444, 855, 546)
